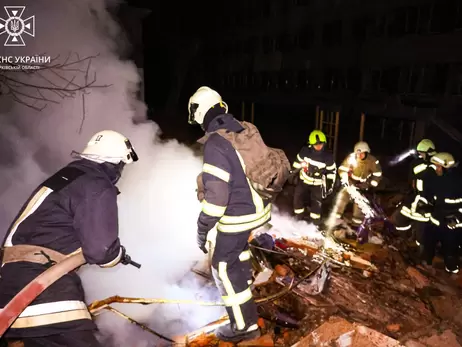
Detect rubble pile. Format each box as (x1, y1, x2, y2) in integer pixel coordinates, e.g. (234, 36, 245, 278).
(179, 229, 462, 347)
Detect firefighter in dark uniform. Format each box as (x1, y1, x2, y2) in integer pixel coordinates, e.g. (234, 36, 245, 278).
(418, 152, 462, 273)
(292, 130, 336, 225)
(0, 130, 139, 347)
(188, 86, 271, 343)
(393, 139, 436, 244)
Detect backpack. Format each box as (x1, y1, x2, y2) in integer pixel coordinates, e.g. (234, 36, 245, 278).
(200, 121, 291, 201)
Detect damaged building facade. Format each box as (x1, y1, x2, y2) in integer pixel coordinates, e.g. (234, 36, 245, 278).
(185, 0, 462, 162)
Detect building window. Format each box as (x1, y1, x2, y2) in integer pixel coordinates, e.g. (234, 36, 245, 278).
(297, 70, 312, 90)
(298, 25, 314, 49)
(364, 69, 381, 92)
(276, 34, 295, 53)
(262, 36, 275, 54)
(322, 20, 342, 46)
(293, 0, 310, 5)
(352, 17, 368, 43)
(370, 15, 386, 38)
(451, 64, 462, 94)
(406, 7, 419, 34)
(421, 64, 448, 94)
(387, 8, 407, 38)
(346, 68, 362, 92)
(430, 0, 457, 34)
(401, 66, 422, 94)
(418, 5, 432, 34)
(260, 71, 272, 90)
(380, 67, 400, 93)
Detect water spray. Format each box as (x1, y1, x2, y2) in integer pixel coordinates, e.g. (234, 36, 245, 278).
(388, 149, 417, 166)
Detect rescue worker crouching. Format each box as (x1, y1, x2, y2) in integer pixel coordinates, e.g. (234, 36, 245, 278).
(419, 152, 462, 274)
(292, 130, 336, 225)
(189, 86, 270, 343)
(393, 139, 436, 244)
(0, 130, 139, 347)
(330, 141, 382, 227)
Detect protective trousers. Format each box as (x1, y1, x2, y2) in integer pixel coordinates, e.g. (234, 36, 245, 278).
(421, 223, 459, 272)
(332, 187, 364, 226)
(391, 196, 425, 244)
(211, 230, 258, 331)
(6, 330, 102, 347)
(293, 181, 323, 224)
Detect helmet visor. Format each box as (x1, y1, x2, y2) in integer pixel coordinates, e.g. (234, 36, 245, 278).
(188, 103, 199, 124)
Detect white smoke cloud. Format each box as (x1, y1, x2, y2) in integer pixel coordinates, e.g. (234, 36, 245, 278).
(0, 1, 322, 345)
(0, 0, 224, 345)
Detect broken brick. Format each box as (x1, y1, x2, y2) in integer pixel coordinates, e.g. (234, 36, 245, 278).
(386, 324, 401, 333)
(274, 264, 289, 277)
(406, 267, 430, 288)
(237, 334, 274, 346)
(218, 342, 235, 347)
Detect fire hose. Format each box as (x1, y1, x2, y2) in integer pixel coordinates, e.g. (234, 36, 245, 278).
(0, 247, 141, 337)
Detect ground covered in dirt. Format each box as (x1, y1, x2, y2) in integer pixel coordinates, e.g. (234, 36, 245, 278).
(179, 190, 462, 347)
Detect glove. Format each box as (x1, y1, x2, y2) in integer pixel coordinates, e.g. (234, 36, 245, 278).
(446, 215, 461, 230)
(197, 230, 208, 254)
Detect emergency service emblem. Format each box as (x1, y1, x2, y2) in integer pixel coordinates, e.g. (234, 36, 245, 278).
(0, 6, 35, 47)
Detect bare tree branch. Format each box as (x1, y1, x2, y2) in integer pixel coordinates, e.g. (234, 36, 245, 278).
(0, 52, 112, 112)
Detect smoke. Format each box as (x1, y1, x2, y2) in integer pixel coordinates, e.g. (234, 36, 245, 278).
(0, 1, 323, 345)
(0, 0, 225, 345)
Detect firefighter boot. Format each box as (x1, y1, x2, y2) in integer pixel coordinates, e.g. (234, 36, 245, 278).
(215, 323, 261, 343)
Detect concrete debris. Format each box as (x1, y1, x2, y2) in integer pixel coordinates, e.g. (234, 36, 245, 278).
(418, 330, 462, 347)
(180, 218, 462, 347)
(290, 316, 404, 347)
(406, 267, 430, 288)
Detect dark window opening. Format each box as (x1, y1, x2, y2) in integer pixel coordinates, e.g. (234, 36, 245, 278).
(352, 17, 368, 42)
(388, 8, 407, 38)
(262, 36, 275, 54)
(298, 25, 314, 49)
(380, 67, 400, 93)
(322, 20, 342, 46)
(430, 0, 457, 33)
(346, 68, 362, 92)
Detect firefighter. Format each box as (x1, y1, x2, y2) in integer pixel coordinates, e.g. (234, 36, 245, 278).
(0, 130, 139, 347)
(188, 86, 270, 343)
(393, 139, 436, 242)
(292, 130, 336, 225)
(419, 152, 462, 273)
(331, 141, 382, 227)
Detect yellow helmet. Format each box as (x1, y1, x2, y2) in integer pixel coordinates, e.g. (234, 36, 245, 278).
(308, 130, 327, 145)
(416, 139, 436, 155)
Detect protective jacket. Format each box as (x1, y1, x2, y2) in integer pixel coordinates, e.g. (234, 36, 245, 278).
(338, 153, 382, 188)
(423, 169, 462, 228)
(197, 113, 270, 332)
(197, 114, 272, 236)
(0, 159, 123, 338)
(409, 157, 431, 193)
(292, 146, 336, 186)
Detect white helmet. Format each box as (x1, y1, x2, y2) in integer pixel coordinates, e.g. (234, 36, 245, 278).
(78, 130, 139, 165)
(188, 86, 228, 125)
(354, 141, 370, 153)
